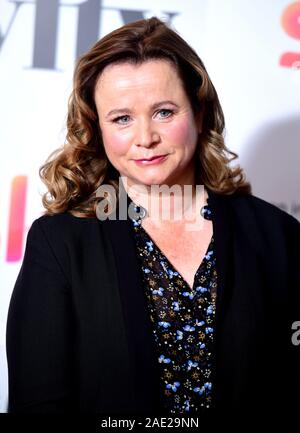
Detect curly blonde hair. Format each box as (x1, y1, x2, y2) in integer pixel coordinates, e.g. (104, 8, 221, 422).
(39, 16, 251, 217)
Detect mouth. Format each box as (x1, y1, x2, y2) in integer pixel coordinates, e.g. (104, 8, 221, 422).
(133, 154, 168, 166)
(134, 154, 167, 162)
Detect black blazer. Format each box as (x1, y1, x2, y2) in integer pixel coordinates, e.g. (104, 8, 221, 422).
(6, 188, 300, 416)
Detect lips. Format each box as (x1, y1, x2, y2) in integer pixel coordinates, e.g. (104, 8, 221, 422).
(134, 154, 166, 161)
(133, 154, 168, 166)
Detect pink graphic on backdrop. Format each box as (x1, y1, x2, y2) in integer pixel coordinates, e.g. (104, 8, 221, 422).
(6, 176, 27, 262)
(280, 1, 300, 67)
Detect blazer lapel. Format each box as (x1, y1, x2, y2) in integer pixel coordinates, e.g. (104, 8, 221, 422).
(103, 193, 165, 414)
(207, 189, 234, 327)
(206, 188, 235, 408)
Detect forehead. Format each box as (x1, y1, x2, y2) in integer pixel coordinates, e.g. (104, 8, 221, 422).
(94, 59, 184, 97)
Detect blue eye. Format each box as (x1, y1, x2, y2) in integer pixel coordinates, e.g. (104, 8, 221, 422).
(157, 109, 173, 118)
(113, 115, 130, 124)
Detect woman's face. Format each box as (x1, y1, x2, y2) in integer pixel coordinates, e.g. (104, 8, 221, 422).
(94, 59, 202, 190)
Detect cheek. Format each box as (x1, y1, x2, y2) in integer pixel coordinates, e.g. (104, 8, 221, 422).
(164, 118, 197, 148)
(101, 128, 131, 156)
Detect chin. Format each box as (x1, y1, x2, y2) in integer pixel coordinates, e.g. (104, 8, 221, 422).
(126, 170, 168, 186)
(140, 175, 171, 187)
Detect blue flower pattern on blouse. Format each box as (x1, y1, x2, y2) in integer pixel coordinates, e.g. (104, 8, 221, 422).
(130, 202, 217, 413)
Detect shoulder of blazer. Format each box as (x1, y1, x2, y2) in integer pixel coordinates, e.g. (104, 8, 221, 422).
(32, 212, 100, 241)
(228, 192, 300, 231)
(28, 213, 104, 284)
(229, 192, 300, 255)
(208, 189, 300, 254)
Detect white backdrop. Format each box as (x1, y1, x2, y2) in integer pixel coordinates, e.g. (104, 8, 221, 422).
(0, 0, 299, 412)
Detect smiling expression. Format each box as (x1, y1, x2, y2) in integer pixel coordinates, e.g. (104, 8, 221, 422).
(94, 59, 202, 190)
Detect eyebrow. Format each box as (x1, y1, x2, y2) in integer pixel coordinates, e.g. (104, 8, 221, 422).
(105, 100, 179, 118)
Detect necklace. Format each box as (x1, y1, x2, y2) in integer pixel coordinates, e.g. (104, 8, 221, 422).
(128, 197, 212, 223)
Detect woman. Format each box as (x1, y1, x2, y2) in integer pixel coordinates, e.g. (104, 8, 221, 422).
(6, 16, 300, 416)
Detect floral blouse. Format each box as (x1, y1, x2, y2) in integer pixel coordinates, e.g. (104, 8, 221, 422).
(129, 202, 217, 414)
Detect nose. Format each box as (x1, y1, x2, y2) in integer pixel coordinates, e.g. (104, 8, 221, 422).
(134, 118, 160, 148)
